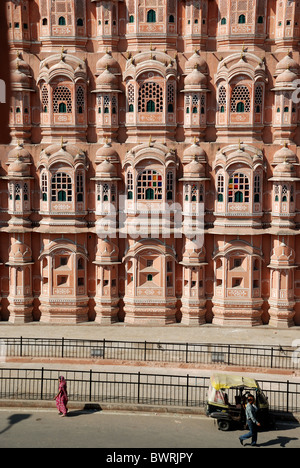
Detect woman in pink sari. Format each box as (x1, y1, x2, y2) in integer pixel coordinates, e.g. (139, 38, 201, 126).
(54, 376, 68, 417)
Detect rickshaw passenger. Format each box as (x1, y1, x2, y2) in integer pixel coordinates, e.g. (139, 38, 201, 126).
(235, 395, 242, 408)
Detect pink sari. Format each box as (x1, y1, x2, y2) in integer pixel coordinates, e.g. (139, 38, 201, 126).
(56, 376, 68, 416)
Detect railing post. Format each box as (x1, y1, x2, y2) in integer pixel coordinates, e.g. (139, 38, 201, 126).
(185, 343, 189, 364)
(103, 339, 106, 359)
(186, 374, 189, 407)
(40, 367, 44, 400)
(286, 380, 289, 413)
(227, 344, 231, 365)
(61, 337, 64, 359)
(89, 369, 93, 402)
(270, 347, 274, 369)
(20, 336, 23, 357)
(144, 341, 147, 361)
(137, 372, 141, 404)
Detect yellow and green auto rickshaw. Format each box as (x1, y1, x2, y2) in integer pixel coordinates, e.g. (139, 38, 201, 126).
(206, 373, 272, 431)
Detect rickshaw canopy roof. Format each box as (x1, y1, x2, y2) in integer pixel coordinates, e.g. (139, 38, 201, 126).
(210, 373, 259, 391)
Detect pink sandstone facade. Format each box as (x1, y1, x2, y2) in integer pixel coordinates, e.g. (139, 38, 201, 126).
(1, 0, 300, 327)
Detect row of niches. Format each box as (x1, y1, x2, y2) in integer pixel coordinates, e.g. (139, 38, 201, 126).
(3, 141, 300, 229)
(6, 0, 300, 47)
(9, 49, 300, 147)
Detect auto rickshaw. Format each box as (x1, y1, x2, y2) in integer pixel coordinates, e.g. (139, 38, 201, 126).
(206, 373, 272, 431)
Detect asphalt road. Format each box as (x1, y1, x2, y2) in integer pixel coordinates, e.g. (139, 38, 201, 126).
(0, 408, 299, 451)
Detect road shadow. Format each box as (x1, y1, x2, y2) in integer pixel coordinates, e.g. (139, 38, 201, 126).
(0, 414, 31, 435)
(256, 436, 299, 448)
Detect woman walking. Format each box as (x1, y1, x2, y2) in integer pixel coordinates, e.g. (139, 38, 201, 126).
(54, 376, 68, 417)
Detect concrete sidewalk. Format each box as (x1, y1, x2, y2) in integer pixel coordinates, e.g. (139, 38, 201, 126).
(0, 321, 299, 346)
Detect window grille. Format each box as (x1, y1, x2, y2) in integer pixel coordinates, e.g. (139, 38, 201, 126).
(24, 183, 28, 201)
(228, 173, 250, 203)
(231, 85, 250, 113)
(128, 84, 134, 106)
(167, 172, 173, 200)
(103, 184, 109, 202)
(199, 184, 204, 202)
(51, 172, 72, 202)
(15, 184, 21, 200)
(76, 172, 84, 202)
(42, 173, 48, 201)
(96, 182, 101, 201)
(254, 174, 260, 202)
(167, 83, 174, 105)
(76, 86, 85, 113)
(138, 82, 163, 113)
(191, 184, 197, 201)
(255, 85, 263, 112)
(218, 85, 227, 112)
(53, 86, 72, 113)
(217, 174, 224, 201)
(282, 185, 288, 202)
(137, 170, 163, 200)
(42, 85, 49, 112)
(127, 172, 133, 200)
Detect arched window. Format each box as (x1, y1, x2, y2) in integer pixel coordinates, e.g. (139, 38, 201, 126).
(238, 14, 246, 24)
(129, 104, 134, 113)
(51, 172, 72, 202)
(147, 10, 156, 23)
(145, 188, 154, 200)
(228, 173, 250, 203)
(146, 100, 155, 112)
(137, 170, 163, 200)
(58, 17, 66, 26)
(77, 18, 84, 26)
(221, 17, 226, 25)
(129, 15, 134, 23)
(169, 15, 175, 23)
(42, 18, 48, 26)
(257, 16, 264, 24)
(234, 191, 243, 202)
(236, 102, 245, 113)
(58, 190, 66, 201)
(59, 103, 67, 113)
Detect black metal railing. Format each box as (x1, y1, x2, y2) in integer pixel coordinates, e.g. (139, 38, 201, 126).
(0, 366, 299, 414)
(0, 337, 299, 371)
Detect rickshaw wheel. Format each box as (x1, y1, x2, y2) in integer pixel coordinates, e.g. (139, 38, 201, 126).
(218, 420, 231, 431)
